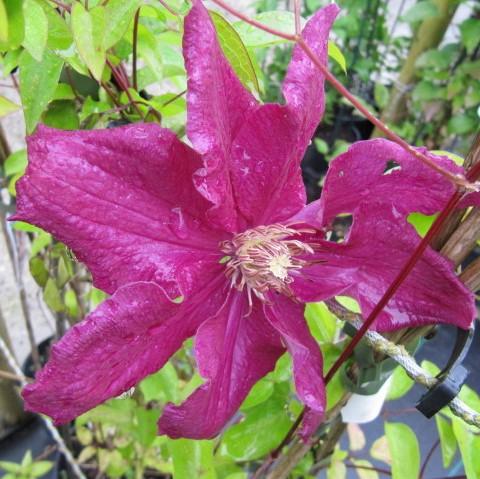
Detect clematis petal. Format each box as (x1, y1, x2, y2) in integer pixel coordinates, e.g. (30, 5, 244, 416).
(158, 292, 285, 439)
(13, 124, 224, 298)
(229, 5, 339, 226)
(230, 104, 306, 225)
(282, 4, 340, 148)
(23, 280, 226, 424)
(320, 139, 464, 226)
(293, 203, 476, 331)
(184, 0, 258, 231)
(264, 294, 325, 435)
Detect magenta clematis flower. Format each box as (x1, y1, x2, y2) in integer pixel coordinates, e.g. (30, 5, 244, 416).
(15, 0, 475, 440)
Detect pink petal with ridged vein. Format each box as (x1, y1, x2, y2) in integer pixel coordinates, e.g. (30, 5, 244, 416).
(320, 139, 464, 226)
(158, 292, 285, 439)
(14, 124, 224, 298)
(293, 203, 476, 331)
(23, 279, 227, 424)
(184, 0, 258, 232)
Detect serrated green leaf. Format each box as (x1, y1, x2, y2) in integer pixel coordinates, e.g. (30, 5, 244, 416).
(104, 0, 140, 48)
(30, 231, 52, 256)
(19, 49, 64, 133)
(22, 0, 48, 61)
(0, 0, 8, 42)
(210, 10, 260, 95)
(385, 422, 420, 479)
(0, 95, 20, 118)
(435, 415, 457, 468)
(328, 40, 346, 74)
(71, 3, 106, 81)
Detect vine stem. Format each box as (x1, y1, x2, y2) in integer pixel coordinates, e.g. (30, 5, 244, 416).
(210, 0, 473, 190)
(132, 8, 141, 91)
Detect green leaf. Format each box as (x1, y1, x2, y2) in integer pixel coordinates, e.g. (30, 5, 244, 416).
(43, 278, 65, 312)
(43, 100, 79, 130)
(169, 439, 216, 479)
(374, 83, 389, 109)
(460, 19, 480, 55)
(401, 1, 439, 24)
(407, 212, 436, 238)
(431, 150, 464, 166)
(0, 0, 24, 50)
(326, 448, 347, 479)
(4, 150, 26, 176)
(30, 231, 52, 256)
(234, 11, 299, 47)
(452, 417, 480, 478)
(386, 366, 414, 401)
(19, 49, 64, 133)
(305, 302, 338, 344)
(350, 459, 379, 479)
(314, 138, 328, 155)
(64, 289, 79, 318)
(139, 362, 178, 403)
(210, 11, 260, 95)
(448, 115, 477, 135)
(0, 461, 21, 473)
(30, 462, 53, 477)
(104, 0, 140, 48)
(43, 3, 72, 50)
(29, 256, 49, 287)
(21, 451, 33, 468)
(328, 41, 346, 74)
(71, 3, 106, 81)
(347, 423, 366, 451)
(22, 0, 48, 61)
(53, 83, 75, 101)
(241, 377, 274, 409)
(385, 422, 420, 479)
(435, 415, 457, 468)
(0, 95, 20, 118)
(223, 389, 292, 461)
(0, 0, 8, 43)
(137, 24, 163, 82)
(370, 436, 391, 465)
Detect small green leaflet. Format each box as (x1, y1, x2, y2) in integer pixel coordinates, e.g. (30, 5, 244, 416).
(0, 95, 20, 118)
(19, 49, 64, 133)
(385, 422, 420, 479)
(0, 0, 8, 42)
(71, 3, 106, 81)
(328, 40, 346, 74)
(210, 10, 260, 96)
(104, 0, 141, 49)
(22, 0, 48, 61)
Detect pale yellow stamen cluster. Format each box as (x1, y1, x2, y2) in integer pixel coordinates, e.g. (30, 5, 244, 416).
(220, 224, 314, 305)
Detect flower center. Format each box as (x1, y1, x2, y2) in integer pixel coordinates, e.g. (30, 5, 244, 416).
(220, 224, 314, 304)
